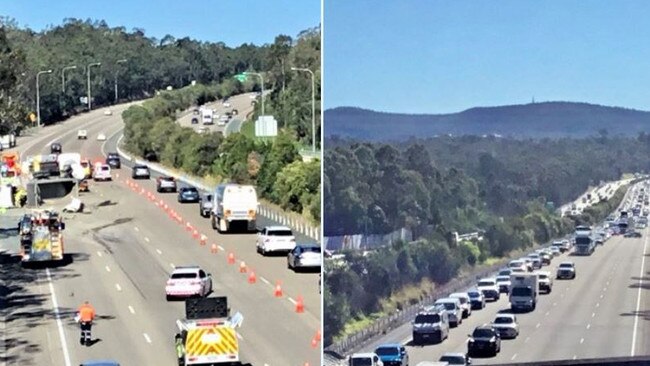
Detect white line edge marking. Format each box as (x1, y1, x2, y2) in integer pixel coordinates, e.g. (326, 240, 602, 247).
(128, 306, 135, 314)
(260, 277, 270, 285)
(631, 230, 648, 356)
(511, 354, 517, 360)
(115, 284, 122, 291)
(236, 332, 243, 340)
(573, 355, 577, 360)
(218, 245, 225, 251)
(46, 268, 72, 366)
(288, 297, 297, 305)
(143, 333, 152, 343)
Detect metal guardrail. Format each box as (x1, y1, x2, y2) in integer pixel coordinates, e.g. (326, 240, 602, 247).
(115, 139, 321, 241)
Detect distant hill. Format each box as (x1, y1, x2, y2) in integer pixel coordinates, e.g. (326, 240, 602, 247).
(325, 102, 650, 140)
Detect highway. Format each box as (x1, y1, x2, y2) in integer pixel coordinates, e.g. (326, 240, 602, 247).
(3, 101, 320, 366)
(347, 197, 649, 364)
(175, 92, 258, 136)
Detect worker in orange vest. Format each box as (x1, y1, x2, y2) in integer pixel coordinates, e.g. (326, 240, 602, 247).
(77, 301, 96, 346)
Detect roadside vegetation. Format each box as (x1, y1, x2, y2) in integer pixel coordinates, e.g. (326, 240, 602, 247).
(324, 136, 638, 344)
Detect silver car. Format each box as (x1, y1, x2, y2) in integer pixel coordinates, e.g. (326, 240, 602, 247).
(435, 298, 463, 327)
(449, 292, 472, 318)
(491, 313, 519, 339)
(287, 243, 321, 271)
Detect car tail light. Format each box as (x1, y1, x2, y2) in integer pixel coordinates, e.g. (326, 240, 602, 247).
(248, 209, 256, 217)
(225, 209, 231, 217)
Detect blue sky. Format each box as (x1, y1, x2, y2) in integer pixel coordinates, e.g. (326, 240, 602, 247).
(3, 0, 320, 46)
(325, 1, 650, 113)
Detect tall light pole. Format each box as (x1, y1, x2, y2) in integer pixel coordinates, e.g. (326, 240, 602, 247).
(114, 59, 127, 102)
(291, 67, 317, 153)
(243, 71, 265, 116)
(86, 62, 101, 110)
(36, 69, 53, 127)
(61, 65, 77, 93)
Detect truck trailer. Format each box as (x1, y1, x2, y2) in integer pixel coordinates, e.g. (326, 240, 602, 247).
(509, 273, 538, 311)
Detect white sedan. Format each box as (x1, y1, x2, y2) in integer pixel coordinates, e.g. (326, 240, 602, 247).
(491, 314, 519, 339)
(256, 226, 296, 255)
(96, 133, 107, 141)
(287, 243, 321, 271)
(165, 265, 212, 300)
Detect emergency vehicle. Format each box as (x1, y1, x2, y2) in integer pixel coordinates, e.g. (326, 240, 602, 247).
(19, 210, 65, 264)
(174, 297, 243, 365)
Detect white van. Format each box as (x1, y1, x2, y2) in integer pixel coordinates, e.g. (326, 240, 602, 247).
(211, 184, 258, 233)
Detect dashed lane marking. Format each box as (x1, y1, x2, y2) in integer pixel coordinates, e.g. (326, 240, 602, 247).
(143, 333, 152, 343)
(288, 297, 297, 305)
(156, 249, 162, 255)
(218, 245, 225, 251)
(536, 323, 540, 328)
(144, 237, 150, 243)
(545, 311, 550, 316)
(97, 251, 102, 257)
(128, 306, 135, 314)
(580, 338, 584, 344)
(105, 266, 111, 272)
(511, 354, 517, 361)
(115, 284, 122, 291)
(587, 324, 591, 330)
(134, 226, 139, 232)
(260, 277, 270, 285)
(596, 303, 600, 308)
(592, 312, 596, 318)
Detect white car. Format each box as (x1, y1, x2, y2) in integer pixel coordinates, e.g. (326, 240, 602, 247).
(495, 275, 511, 293)
(77, 130, 87, 140)
(449, 292, 472, 318)
(434, 298, 462, 327)
(92, 163, 111, 181)
(491, 314, 519, 339)
(223, 102, 231, 108)
(165, 265, 212, 300)
(96, 133, 107, 141)
(287, 243, 321, 270)
(256, 226, 296, 255)
(104, 109, 112, 116)
(477, 278, 500, 301)
(508, 259, 527, 273)
(537, 270, 553, 293)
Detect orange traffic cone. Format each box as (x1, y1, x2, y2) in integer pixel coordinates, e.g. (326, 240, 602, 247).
(274, 282, 283, 297)
(186, 222, 192, 231)
(315, 330, 322, 341)
(211, 243, 218, 253)
(227, 252, 235, 264)
(158, 199, 164, 206)
(295, 296, 305, 313)
(163, 204, 169, 211)
(239, 261, 247, 273)
(200, 235, 207, 246)
(248, 271, 256, 284)
(311, 337, 318, 348)
(192, 229, 199, 239)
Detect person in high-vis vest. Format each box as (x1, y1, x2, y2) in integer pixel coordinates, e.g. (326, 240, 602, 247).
(77, 301, 96, 346)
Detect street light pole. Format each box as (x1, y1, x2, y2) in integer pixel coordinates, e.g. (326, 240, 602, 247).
(114, 59, 127, 102)
(243, 72, 265, 116)
(86, 62, 101, 110)
(291, 67, 317, 153)
(61, 65, 77, 93)
(36, 69, 53, 127)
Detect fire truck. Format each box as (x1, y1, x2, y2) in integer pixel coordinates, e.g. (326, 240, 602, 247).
(19, 210, 65, 265)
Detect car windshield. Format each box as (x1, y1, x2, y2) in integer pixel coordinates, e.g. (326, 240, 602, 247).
(101, 166, 109, 171)
(478, 280, 494, 287)
(538, 274, 548, 280)
(439, 356, 465, 364)
(496, 276, 509, 282)
(414, 314, 440, 323)
(559, 263, 573, 268)
(438, 302, 456, 311)
(468, 291, 480, 298)
(499, 270, 511, 276)
(171, 273, 197, 279)
(161, 177, 174, 181)
(494, 316, 513, 324)
(512, 287, 532, 296)
(184, 188, 198, 193)
(472, 328, 494, 338)
(268, 229, 293, 236)
(375, 347, 398, 356)
(300, 246, 321, 253)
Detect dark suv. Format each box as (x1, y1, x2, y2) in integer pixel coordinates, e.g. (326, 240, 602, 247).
(467, 325, 501, 357)
(178, 187, 200, 203)
(131, 164, 150, 179)
(156, 176, 177, 193)
(106, 152, 121, 169)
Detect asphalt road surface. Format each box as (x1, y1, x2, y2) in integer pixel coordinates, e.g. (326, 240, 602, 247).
(351, 206, 649, 364)
(176, 92, 258, 136)
(2, 100, 321, 366)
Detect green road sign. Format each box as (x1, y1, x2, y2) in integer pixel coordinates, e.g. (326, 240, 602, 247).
(234, 74, 247, 82)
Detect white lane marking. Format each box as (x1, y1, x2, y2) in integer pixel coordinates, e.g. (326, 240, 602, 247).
(592, 312, 596, 318)
(573, 355, 577, 360)
(156, 249, 162, 255)
(170, 263, 175, 268)
(596, 303, 600, 308)
(553, 302, 557, 306)
(545, 311, 549, 316)
(45, 268, 72, 366)
(115, 284, 122, 291)
(587, 324, 591, 330)
(128, 306, 135, 314)
(236, 332, 244, 340)
(218, 245, 225, 251)
(260, 277, 270, 285)
(143, 333, 152, 343)
(603, 287, 607, 292)
(105, 266, 111, 272)
(511, 354, 517, 361)
(97, 251, 103, 257)
(600, 294, 604, 299)
(134, 226, 140, 232)
(606, 281, 610, 286)
(288, 297, 297, 305)
(144, 237, 150, 243)
(631, 231, 648, 356)
(524, 337, 530, 343)
(536, 323, 540, 328)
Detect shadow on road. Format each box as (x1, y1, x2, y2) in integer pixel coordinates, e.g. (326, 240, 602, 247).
(619, 310, 650, 321)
